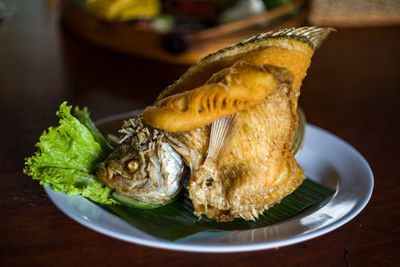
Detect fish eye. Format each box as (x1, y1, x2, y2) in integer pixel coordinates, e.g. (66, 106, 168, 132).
(127, 160, 139, 173)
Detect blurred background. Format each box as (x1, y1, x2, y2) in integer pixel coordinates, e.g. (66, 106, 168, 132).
(2, 0, 400, 65)
(3, 0, 400, 64)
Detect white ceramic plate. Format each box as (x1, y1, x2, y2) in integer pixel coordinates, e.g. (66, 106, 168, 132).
(45, 113, 373, 253)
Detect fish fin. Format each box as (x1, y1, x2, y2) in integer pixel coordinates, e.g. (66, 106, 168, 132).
(207, 114, 237, 162)
(241, 26, 336, 51)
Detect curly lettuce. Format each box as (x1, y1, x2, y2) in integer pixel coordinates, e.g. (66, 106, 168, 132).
(24, 102, 116, 204)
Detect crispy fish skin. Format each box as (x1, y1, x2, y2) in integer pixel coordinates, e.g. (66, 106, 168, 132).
(219, 93, 304, 221)
(166, 64, 302, 221)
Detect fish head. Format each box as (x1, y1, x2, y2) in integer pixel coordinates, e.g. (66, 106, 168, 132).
(97, 116, 186, 204)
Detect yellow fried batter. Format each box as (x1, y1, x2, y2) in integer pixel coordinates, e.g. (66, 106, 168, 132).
(143, 61, 295, 132)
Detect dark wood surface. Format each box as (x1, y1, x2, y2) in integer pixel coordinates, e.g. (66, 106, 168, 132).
(1, 1, 399, 266)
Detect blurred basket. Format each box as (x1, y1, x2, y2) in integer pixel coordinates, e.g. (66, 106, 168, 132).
(308, 0, 400, 27)
(61, 0, 305, 64)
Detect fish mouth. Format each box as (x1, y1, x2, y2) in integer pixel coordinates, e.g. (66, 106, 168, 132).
(97, 116, 186, 204)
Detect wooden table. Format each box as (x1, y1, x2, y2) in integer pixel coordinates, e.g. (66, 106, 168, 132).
(1, 1, 399, 266)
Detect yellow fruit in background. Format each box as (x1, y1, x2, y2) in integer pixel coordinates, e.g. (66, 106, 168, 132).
(85, 0, 160, 21)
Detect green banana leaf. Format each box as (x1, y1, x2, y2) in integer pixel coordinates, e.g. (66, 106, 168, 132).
(106, 178, 334, 241)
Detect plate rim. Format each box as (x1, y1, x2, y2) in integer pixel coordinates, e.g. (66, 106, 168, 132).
(45, 123, 374, 253)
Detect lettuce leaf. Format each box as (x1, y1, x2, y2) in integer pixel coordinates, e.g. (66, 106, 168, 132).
(24, 102, 116, 204)
(73, 105, 114, 155)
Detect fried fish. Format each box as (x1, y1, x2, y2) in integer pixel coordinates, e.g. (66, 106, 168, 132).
(97, 26, 334, 221)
